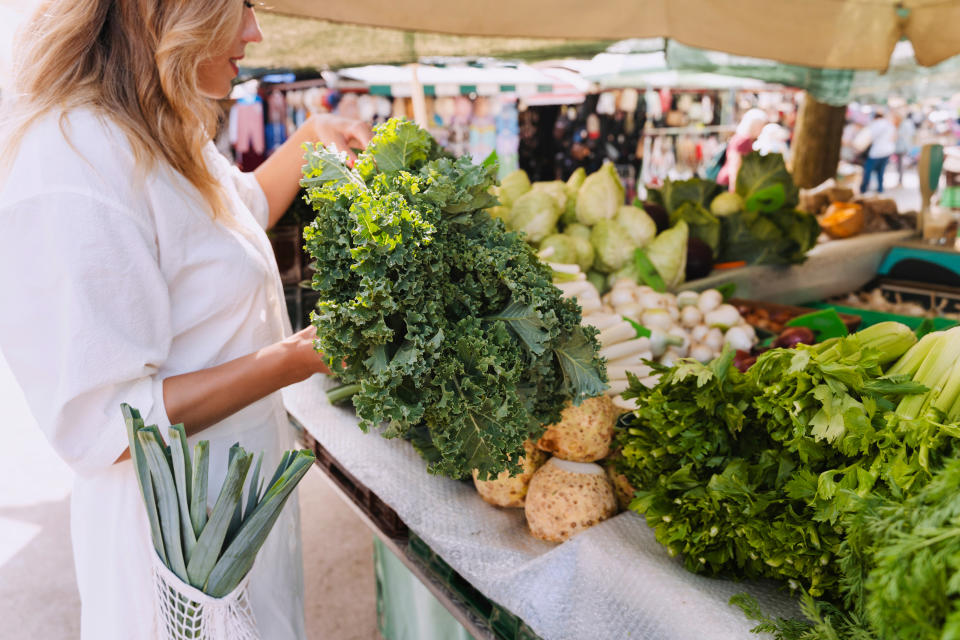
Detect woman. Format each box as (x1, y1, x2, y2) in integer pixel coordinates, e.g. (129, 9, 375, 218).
(717, 108, 767, 189)
(0, 1, 370, 638)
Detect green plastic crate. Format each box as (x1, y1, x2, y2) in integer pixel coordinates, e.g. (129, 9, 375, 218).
(374, 534, 542, 640)
(808, 303, 959, 332)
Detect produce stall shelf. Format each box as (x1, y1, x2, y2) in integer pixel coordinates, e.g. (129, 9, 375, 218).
(296, 421, 537, 640)
(282, 377, 799, 640)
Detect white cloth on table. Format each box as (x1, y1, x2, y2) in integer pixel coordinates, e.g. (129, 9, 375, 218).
(0, 109, 305, 640)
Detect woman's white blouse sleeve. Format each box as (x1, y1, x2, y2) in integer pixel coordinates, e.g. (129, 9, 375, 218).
(0, 191, 173, 476)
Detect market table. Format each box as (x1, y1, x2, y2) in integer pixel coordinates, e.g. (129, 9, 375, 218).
(283, 376, 800, 640)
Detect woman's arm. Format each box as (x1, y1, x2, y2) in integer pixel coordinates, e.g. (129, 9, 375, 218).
(254, 114, 372, 229)
(115, 326, 329, 463)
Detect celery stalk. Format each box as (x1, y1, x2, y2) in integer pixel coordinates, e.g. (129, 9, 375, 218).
(899, 328, 960, 420)
(887, 332, 941, 378)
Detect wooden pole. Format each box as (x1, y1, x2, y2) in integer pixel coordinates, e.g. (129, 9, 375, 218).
(791, 92, 847, 189)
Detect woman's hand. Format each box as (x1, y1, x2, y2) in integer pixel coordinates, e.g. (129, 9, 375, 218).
(284, 325, 332, 380)
(308, 114, 373, 161)
(254, 114, 372, 229)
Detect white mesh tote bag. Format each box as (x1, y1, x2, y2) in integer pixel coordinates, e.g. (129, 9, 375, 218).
(121, 404, 314, 640)
(152, 550, 258, 640)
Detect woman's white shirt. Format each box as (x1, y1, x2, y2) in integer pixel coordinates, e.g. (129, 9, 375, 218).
(0, 109, 304, 639)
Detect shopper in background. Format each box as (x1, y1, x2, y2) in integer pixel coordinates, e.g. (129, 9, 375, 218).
(0, 1, 370, 638)
(860, 111, 897, 194)
(894, 111, 918, 186)
(717, 108, 767, 189)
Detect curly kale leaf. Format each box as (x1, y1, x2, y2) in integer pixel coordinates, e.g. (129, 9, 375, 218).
(302, 118, 605, 479)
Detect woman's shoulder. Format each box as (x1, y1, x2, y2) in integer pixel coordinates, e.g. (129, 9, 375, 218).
(1, 108, 141, 211)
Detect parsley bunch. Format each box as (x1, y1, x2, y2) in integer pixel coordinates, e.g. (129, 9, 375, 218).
(301, 120, 606, 480)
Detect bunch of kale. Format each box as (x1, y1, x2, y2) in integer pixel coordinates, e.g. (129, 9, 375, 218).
(301, 119, 606, 480)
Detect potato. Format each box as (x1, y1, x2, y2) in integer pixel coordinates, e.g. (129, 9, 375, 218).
(525, 458, 618, 543)
(537, 395, 618, 462)
(472, 440, 548, 508)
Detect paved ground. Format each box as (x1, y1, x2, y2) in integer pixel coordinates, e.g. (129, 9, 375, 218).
(0, 351, 379, 639)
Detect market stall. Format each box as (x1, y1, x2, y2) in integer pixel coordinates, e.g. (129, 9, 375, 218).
(240, 4, 960, 640)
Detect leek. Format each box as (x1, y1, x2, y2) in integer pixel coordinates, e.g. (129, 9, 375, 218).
(205, 450, 315, 597)
(190, 441, 209, 537)
(121, 405, 316, 597)
(169, 424, 196, 563)
(122, 405, 166, 565)
(139, 429, 188, 582)
(187, 447, 251, 590)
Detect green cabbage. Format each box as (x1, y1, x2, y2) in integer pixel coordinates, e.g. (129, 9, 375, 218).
(645, 221, 688, 290)
(564, 223, 592, 241)
(614, 205, 657, 248)
(539, 233, 579, 266)
(510, 190, 561, 243)
(532, 181, 568, 212)
(709, 192, 745, 217)
(576, 163, 624, 226)
(499, 169, 531, 207)
(569, 235, 595, 271)
(590, 219, 634, 273)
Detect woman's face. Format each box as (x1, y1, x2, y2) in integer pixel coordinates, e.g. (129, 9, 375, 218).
(196, 3, 263, 99)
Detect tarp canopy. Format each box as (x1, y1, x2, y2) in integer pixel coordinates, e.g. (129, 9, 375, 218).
(244, 12, 613, 70)
(261, 0, 960, 71)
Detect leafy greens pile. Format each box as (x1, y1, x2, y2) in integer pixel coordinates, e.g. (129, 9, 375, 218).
(615, 323, 960, 638)
(301, 119, 606, 480)
(647, 152, 819, 265)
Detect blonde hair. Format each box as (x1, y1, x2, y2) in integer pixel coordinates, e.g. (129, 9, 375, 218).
(4, 0, 244, 220)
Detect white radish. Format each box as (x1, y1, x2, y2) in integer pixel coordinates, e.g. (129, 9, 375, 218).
(598, 322, 638, 346)
(607, 364, 654, 380)
(547, 262, 581, 275)
(739, 323, 757, 341)
(725, 326, 754, 353)
(600, 338, 652, 362)
(660, 349, 682, 368)
(615, 302, 644, 322)
(677, 291, 700, 308)
(703, 328, 725, 353)
(579, 298, 603, 314)
(642, 308, 673, 332)
(680, 305, 703, 328)
(609, 338, 652, 361)
(582, 313, 622, 331)
(638, 375, 661, 388)
(697, 289, 723, 313)
(638, 291, 664, 310)
(667, 327, 690, 357)
(607, 287, 635, 308)
(690, 324, 710, 344)
(538, 246, 557, 260)
(606, 379, 630, 396)
(612, 396, 641, 412)
(690, 343, 714, 363)
(556, 280, 596, 298)
(705, 304, 741, 330)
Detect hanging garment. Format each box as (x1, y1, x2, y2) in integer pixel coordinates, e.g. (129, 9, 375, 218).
(230, 99, 265, 156)
(0, 109, 305, 640)
(265, 90, 288, 153)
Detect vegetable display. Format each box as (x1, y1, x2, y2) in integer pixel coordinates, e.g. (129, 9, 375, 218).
(301, 119, 606, 481)
(614, 323, 960, 638)
(647, 152, 820, 267)
(122, 405, 313, 597)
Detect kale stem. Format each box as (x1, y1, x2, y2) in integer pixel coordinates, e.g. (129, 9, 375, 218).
(326, 383, 362, 405)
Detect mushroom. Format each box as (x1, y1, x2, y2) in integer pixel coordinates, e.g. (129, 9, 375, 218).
(525, 458, 618, 542)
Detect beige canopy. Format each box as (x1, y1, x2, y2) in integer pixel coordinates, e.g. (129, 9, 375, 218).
(261, 0, 960, 70)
